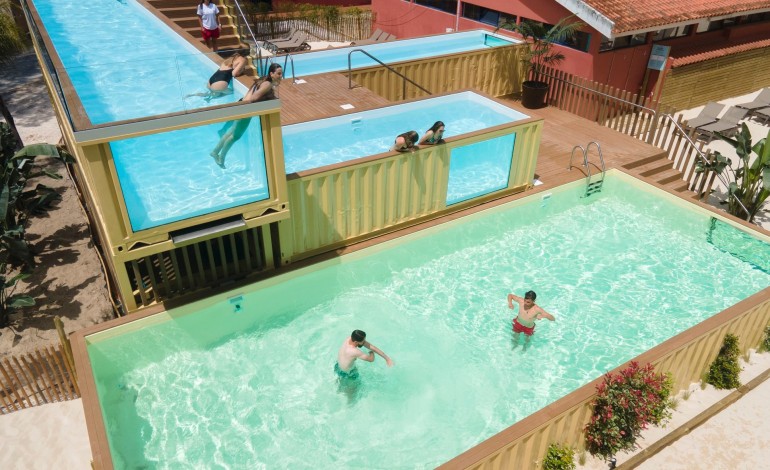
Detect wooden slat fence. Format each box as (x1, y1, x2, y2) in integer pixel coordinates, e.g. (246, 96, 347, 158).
(540, 66, 720, 198)
(247, 9, 375, 42)
(0, 344, 80, 414)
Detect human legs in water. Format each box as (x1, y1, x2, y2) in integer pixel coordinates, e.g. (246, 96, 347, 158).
(210, 117, 252, 169)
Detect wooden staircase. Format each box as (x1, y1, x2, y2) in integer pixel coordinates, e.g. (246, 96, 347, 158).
(145, 0, 251, 56)
(622, 154, 700, 197)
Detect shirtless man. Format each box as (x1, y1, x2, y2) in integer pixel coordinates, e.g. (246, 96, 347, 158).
(508, 290, 555, 348)
(335, 329, 394, 381)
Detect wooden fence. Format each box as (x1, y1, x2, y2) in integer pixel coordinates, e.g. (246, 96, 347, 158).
(539, 66, 719, 198)
(0, 317, 80, 414)
(247, 8, 375, 42)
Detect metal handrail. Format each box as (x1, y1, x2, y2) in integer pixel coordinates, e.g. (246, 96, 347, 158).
(541, 71, 751, 220)
(347, 49, 431, 99)
(228, 0, 269, 76)
(259, 42, 298, 83)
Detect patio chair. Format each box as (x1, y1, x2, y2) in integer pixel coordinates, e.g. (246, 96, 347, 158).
(350, 29, 396, 46)
(269, 27, 297, 43)
(684, 102, 724, 130)
(269, 32, 310, 53)
(735, 87, 770, 111)
(696, 106, 749, 140)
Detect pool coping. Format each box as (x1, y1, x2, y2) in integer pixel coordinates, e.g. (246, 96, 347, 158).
(71, 168, 770, 469)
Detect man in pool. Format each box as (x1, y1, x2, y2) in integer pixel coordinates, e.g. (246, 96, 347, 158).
(508, 290, 555, 348)
(336, 330, 394, 380)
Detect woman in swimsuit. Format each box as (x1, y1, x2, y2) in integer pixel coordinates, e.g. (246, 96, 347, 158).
(392, 130, 419, 152)
(418, 121, 445, 145)
(186, 52, 249, 101)
(210, 63, 283, 169)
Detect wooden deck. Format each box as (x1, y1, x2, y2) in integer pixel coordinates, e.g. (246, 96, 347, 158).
(275, 72, 391, 125)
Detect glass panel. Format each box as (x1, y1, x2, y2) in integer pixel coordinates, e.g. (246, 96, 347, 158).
(446, 133, 515, 205)
(414, 0, 457, 15)
(110, 116, 269, 232)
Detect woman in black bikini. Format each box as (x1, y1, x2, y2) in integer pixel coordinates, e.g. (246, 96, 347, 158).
(210, 63, 283, 169)
(186, 52, 248, 101)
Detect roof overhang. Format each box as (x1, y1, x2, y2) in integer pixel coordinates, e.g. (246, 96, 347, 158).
(553, 0, 614, 38)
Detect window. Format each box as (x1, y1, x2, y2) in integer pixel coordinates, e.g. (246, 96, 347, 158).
(462, 3, 516, 28)
(651, 25, 692, 41)
(743, 12, 770, 24)
(599, 33, 646, 52)
(517, 18, 591, 52)
(414, 0, 457, 15)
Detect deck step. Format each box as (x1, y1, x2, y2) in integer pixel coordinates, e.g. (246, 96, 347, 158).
(656, 169, 685, 186)
(639, 161, 674, 178)
(622, 153, 668, 170)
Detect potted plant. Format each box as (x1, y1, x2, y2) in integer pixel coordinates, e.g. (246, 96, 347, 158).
(497, 16, 584, 109)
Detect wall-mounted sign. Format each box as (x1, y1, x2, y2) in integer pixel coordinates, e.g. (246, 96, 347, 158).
(647, 45, 671, 71)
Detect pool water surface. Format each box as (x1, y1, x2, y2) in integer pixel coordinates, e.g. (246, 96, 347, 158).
(87, 173, 770, 468)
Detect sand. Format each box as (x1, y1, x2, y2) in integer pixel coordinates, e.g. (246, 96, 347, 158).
(1, 51, 769, 468)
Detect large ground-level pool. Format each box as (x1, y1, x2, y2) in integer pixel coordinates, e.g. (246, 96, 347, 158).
(85, 172, 770, 468)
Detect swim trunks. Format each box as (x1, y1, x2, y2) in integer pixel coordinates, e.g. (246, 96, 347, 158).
(334, 363, 360, 380)
(209, 68, 233, 85)
(513, 317, 535, 336)
(201, 27, 220, 41)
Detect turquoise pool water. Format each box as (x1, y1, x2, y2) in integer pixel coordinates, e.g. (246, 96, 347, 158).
(30, 0, 244, 124)
(87, 173, 770, 468)
(282, 91, 528, 173)
(288, 30, 517, 78)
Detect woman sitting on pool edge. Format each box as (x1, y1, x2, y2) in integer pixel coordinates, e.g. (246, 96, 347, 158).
(418, 121, 445, 145)
(210, 63, 282, 169)
(392, 130, 419, 152)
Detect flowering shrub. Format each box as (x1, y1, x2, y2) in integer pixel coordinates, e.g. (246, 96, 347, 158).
(542, 442, 575, 470)
(706, 333, 741, 389)
(584, 361, 673, 460)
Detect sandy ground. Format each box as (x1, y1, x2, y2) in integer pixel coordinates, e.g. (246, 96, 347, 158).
(0, 51, 114, 361)
(1, 52, 769, 468)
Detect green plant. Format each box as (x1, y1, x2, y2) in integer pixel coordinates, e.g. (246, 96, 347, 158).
(695, 125, 770, 222)
(577, 451, 586, 465)
(584, 361, 673, 461)
(705, 333, 742, 389)
(760, 325, 770, 353)
(0, 123, 74, 327)
(682, 388, 692, 401)
(496, 16, 584, 83)
(541, 442, 575, 470)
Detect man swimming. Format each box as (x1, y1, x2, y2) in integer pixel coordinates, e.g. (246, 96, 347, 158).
(508, 290, 555, 348)
(336, 329, 394, 380)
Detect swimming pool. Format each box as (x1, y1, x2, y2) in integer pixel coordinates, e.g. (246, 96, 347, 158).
(29, 0, 244, 125)
(85, 172, 770, 468)
(288, 30, 517, 78)
(282, 91, 528, 173)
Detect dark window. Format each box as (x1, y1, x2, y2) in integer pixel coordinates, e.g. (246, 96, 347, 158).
(652, 25, 692, 41)
(599, 33, 646, 52)
(533, 20, 591, 52)
(744, 12, 770, 23)
(462, 3, 516, 28)
(414, 0, 457, 14)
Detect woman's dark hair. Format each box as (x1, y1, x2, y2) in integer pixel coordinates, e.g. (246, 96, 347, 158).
(427, 121, 445, 133)
(399, 130, 419, 146)
(265, 63, 282, 82)
(351, 330, 366, 342)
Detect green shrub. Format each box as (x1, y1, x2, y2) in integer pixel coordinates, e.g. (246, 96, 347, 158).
(584, 362, 673, 460)
(542, 443, 575, 470)
(705, 333, 741, 389)
(760, 326, 770, 353)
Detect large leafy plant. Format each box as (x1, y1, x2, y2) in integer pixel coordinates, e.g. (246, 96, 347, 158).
(705, 333, 741, 390)
(695, 124, 770, 222)
(584, 362, 673, 461)
(0, 122, 75, 327)
(497, 16, 584, 83)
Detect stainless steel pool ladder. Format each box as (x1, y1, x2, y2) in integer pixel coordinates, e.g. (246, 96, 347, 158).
(568, 141, 605, 197)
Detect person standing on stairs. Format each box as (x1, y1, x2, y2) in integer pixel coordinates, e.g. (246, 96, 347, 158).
(197, 0, 220, 52)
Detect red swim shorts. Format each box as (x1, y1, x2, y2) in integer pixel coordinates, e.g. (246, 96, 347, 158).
(202, 27, 220, 41)
(513, 318, 535, 336)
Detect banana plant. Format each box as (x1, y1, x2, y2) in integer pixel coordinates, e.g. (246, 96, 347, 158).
(695, 124, 770, 223)
(0, 123, 75, 327)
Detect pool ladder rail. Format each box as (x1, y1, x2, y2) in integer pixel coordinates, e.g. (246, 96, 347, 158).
(568, 141, 605, 197)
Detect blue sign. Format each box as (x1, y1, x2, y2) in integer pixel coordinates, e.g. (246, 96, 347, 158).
(647, 45, 671, 71)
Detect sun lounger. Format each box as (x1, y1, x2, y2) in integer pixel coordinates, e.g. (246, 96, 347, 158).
(684, 102, 724, 130)
(269, 32, 310, 53)
(696, 106, 748, 140)
(269, 27, 298, 43)
(735, 88, 770, 111)
(350, 29, 396, 46)
(753, 106, 770, 125)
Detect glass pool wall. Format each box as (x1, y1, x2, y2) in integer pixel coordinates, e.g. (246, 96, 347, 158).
(85, 172, 770, 468)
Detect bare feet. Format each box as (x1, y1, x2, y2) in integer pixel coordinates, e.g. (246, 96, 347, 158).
(210, 151, 226, 169)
